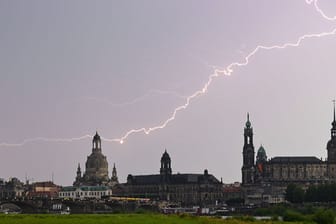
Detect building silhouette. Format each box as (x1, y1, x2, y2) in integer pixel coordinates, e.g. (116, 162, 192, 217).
(241, 103, 336, 203)
(73, 132, 118, 187)
(123, 150, 223, 206)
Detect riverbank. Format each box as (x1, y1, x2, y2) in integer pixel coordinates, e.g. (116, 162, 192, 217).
(0, 213, 281, 224)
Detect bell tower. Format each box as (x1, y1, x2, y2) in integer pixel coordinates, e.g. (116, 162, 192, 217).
(111, 163, 119, 185)
(327, 101, 336, 178)
(160, 150, 172, 182)
(242, 113, 255, 185)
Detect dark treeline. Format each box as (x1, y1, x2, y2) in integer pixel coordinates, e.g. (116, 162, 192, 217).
(286, 183, 336, 203)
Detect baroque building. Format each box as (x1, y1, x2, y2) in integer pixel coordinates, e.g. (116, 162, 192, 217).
(73, 132, 118, 187)
(122, 150, 223, 206)
(59, 186, 112, 200)
(241, 105, 336, 204)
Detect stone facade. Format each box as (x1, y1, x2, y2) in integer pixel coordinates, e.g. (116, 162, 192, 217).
(59, 186, 112, 200)
(122, 150, 223, 206)
(27, 181, 60, 199)
(261, 157, 327, 183)
(241, 105, 336, 204)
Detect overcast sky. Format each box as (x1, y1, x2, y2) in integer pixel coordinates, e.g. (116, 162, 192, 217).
(1, 0, 336, 185)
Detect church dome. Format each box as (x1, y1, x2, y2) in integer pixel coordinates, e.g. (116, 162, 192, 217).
(82, 132, 109, 185)
(86, 153, 108, 169)
(256, 145, 267, 162)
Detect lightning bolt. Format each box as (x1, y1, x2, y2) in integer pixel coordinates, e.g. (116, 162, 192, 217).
(1, 0, 335, 147)
(306, 0, 336, 21)
(111, 29, 336, 144)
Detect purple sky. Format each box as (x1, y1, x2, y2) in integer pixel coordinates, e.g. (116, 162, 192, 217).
(1, 0, 336, 185)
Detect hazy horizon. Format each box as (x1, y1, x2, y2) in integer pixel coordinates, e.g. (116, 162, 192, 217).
(1, 0, 336, 185)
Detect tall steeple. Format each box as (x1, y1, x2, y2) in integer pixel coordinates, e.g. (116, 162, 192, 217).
(242, 113, 255, 185)
(244, 113, 254, 148)
(327, 100, 336, 177)
(73, 163, 82, 186)
(77, 163, 81, 176)
(111, 163, 119, 184)
(333, 100, 336, 122)
(332, 100, 336, 138)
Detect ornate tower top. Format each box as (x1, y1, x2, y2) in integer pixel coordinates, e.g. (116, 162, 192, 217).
(332, 100, 336, 137)
(77, 163, 81, 173)
(246, 113, 251, 128)
(256, 145, 267, 163)
(73, 163, 82, 186)
(327, 100, 336, 163)
(111, 163, 119, 184)
(161, 149, 171, 163)
(244, 113, 254, 146)
(160, 149, 172, 177)
(92, 131, 102, 153)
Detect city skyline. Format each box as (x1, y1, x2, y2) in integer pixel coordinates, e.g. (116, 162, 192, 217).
(1, 0, 336, 185)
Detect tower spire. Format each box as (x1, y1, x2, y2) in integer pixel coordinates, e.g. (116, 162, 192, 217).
(333, 99, 335, 122)
(245, 112, 251, 128)
(110, 162, 119, 185)
(242, 113, 255, 185)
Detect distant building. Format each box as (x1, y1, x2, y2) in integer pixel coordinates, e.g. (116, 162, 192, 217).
(0, 178, 25, 200)
(27, 181, 60, 199)
(58, 186, 112, 200)
(73, 132, 118, 187)
(241, 105, 336, 204)
(123, 150, 223, 206)
(110, 163, 119, 186)
(222, 182, 243, 202)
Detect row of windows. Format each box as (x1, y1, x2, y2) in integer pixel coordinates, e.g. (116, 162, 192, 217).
(59, 191, 111, 197)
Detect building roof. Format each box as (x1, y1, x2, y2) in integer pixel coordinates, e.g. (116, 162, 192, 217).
(60, 185, 110, 192)
(161, 150, 171, 162)
(32, 181, 58, 188)
(127, 173, 221, 185)
(269, 156, 323, 164)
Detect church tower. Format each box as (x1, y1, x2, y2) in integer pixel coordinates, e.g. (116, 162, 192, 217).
(82, 132, 109, 185)
(110, 163, 119, 186)
(242, 113, 255, 185)
(327, 101, 336, 178)
(73, 163, 82, 186)
(160, 150, 172, 182)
